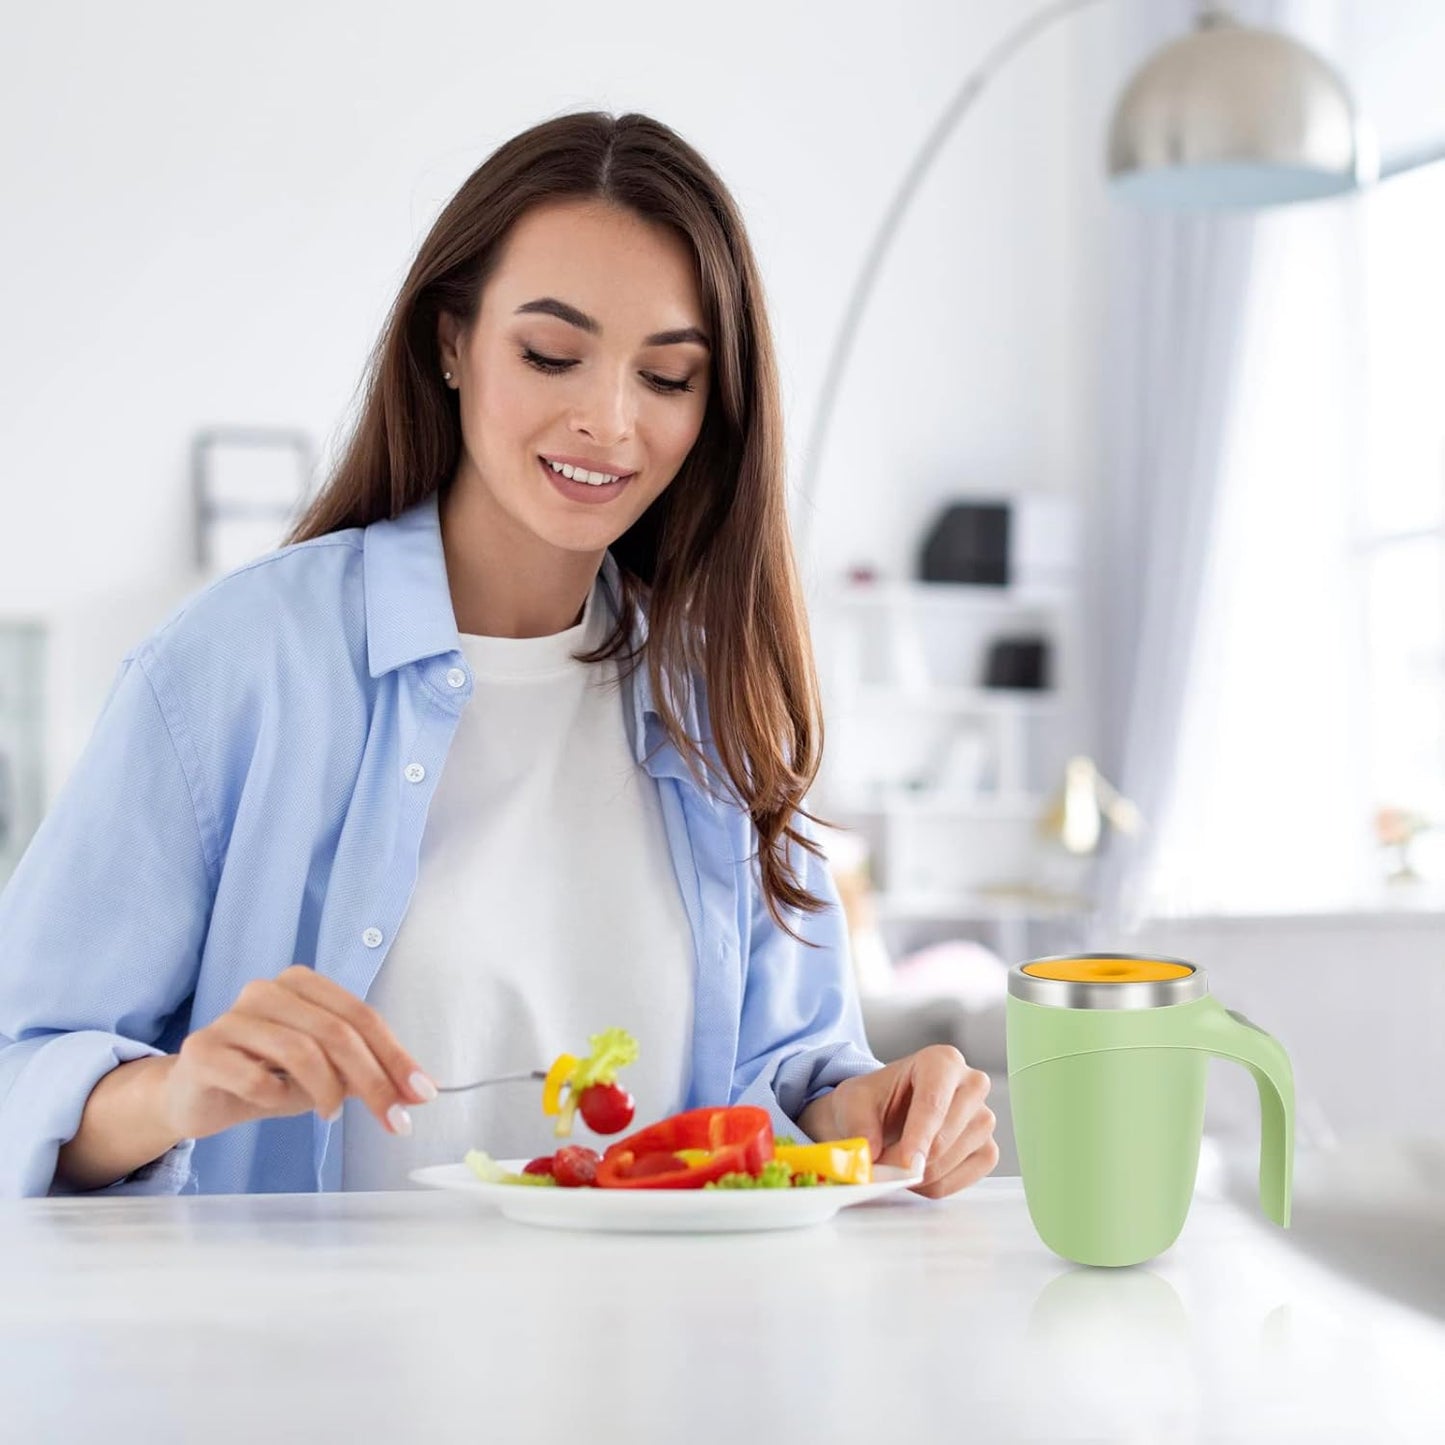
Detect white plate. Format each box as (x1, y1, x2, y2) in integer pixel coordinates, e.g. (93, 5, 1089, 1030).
(409, 1160, 923, 1233)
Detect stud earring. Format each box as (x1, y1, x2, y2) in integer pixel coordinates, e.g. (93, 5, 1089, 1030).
(443, 371, 453, 383)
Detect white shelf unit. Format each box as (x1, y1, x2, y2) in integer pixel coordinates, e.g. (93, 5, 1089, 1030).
(0, 614, 47, 887)
(813, 575, 1089, 961)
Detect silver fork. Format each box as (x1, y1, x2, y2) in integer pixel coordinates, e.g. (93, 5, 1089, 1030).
(268, 1068, 547, 1095)
(432, 1069, 549, 1096)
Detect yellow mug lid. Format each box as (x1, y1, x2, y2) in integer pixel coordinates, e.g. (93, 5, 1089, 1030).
(1021, 956, 1195, 984)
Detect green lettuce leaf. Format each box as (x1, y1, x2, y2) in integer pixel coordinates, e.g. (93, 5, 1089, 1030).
(570, 1028, 640, 1091)
(464, 1149, 556, 1187)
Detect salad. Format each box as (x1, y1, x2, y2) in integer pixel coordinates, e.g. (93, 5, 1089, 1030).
(540, 1027, 638, 1138)
(463, 1029, 874, 1192)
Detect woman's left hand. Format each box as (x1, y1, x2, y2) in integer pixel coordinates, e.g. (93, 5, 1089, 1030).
(796, 1045, 998, 1198)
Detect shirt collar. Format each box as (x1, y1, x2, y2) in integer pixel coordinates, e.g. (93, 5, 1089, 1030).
(361, 493, 708, 785)
(362, 493, 461, 679)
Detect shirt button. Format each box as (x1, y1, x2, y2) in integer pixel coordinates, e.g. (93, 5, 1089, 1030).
(446, 667, 467, 689)
(362, 927, 384, 949)
(403, 762, 426, 783)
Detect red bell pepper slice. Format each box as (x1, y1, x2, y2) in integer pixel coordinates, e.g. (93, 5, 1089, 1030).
(595, 1105, 774, 1190)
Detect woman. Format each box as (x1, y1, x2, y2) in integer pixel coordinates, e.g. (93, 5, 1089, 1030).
(0, 112, 997, 1198)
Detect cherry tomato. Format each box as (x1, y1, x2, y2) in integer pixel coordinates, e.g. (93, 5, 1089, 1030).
(578, 1082, 635, 1135)
(522, 1155, 555, 1177)
(552, 1145, 601, 1188)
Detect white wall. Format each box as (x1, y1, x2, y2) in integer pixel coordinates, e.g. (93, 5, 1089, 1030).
(1, 0, 1116, 622)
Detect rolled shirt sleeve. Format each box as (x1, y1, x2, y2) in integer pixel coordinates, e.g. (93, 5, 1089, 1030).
(0, 651, 214, 1197)
(731, 807, 881, 1140)
(0, 1033, 196, 1196)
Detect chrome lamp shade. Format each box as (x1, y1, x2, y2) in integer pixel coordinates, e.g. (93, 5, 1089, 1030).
(1107, 15, 1378, 208)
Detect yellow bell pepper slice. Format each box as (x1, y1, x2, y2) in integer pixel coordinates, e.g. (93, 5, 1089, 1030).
(774, 1139, 874, 1185)
(541, 1054, 578, 1117)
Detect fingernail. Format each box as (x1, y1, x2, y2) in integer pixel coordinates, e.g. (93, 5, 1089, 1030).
(409, 1071, 438, 1103)
(910, 1151, 928, 1177)
(387, 1104, 413, 1136)
(324, 1105, 342, 1124)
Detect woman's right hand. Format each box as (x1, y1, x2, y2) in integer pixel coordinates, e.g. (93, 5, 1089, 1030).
(161, 965, 436, 1142)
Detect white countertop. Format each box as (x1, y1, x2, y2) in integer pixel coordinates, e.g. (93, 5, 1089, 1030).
(1, 1170, 1442, 1443)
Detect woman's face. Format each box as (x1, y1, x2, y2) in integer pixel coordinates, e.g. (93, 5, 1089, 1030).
(439, 197, 712, 559)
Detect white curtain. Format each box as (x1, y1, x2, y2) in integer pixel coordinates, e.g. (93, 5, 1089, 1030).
(1135, 194, 1375, 917)
(1083, 0, 1267, 937)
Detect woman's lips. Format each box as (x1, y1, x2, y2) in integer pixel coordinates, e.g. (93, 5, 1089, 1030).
(538, 456, 634, 504)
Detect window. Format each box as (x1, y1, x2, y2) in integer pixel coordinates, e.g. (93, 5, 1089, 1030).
(1357, 165, 1445, 884)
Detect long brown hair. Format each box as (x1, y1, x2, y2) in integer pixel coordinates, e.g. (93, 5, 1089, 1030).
(288, 111, 835, 944)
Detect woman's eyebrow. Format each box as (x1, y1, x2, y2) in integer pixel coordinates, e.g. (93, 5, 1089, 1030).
(514, 296, 710, 351)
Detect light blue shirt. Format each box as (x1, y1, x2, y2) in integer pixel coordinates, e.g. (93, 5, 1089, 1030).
(0, 495, 879, 1196)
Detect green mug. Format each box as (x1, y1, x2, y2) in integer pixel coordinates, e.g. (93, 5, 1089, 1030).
(1006, 953, 1294, 1267)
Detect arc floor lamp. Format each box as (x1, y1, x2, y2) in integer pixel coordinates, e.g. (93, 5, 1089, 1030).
(794, 0, 1445, 547)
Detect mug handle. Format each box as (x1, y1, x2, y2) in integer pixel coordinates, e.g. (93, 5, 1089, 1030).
(1193, 1001, 1295, 1228)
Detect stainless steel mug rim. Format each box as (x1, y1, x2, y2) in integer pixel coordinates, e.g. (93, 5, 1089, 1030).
(1008, 951, 1210, 1010)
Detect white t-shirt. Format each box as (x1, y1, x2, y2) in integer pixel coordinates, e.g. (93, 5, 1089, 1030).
(341, 572, 695, 1189)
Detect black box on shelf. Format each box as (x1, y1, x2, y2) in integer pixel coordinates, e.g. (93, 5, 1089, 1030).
(918, 502, 1010, 585)
(983, 636, 1050, 690)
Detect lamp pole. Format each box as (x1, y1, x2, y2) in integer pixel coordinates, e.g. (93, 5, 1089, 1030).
(792, 0, 1109, 556)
